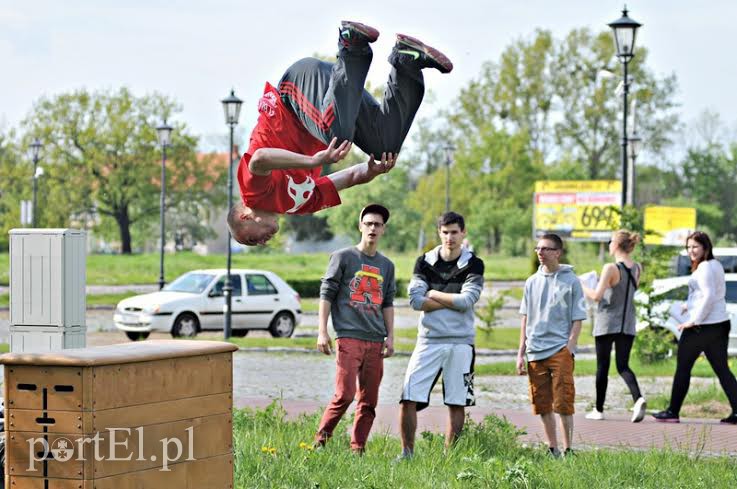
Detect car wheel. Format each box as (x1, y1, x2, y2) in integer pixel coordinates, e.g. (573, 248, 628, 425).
(125, 331, 150, 341)
(231, 329, 249, 337)
(172, 313, 199, 338)
(269, 312, 295, 338)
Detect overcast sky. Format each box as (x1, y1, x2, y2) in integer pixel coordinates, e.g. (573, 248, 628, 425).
(2, 0, 735, 152)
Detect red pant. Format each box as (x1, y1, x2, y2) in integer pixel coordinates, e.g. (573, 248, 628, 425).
(315, 337, 384, 450)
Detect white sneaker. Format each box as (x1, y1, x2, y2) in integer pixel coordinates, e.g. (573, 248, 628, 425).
(585, 409, 604, 420)
(631, 397, 647, 423)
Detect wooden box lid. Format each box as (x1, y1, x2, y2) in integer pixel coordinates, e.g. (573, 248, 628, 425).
(0, 340, 238, 367)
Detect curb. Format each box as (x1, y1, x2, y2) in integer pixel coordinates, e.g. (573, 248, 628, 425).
(235, 345, 596, 357)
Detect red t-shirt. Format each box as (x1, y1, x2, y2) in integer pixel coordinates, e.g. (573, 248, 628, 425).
(237, 83, 341, 214)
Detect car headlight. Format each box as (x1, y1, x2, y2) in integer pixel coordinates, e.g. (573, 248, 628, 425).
(144, 304, 161, 314)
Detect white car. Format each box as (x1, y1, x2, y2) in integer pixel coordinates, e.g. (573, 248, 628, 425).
(636, 274, 737, 356)
(114, 269, 302, 341)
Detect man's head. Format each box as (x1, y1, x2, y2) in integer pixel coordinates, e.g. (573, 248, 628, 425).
(227, 203, 280, 246)
(535, 233, 563, 268)
(358, 204, 389, 247)
(437, 211, 467, 253)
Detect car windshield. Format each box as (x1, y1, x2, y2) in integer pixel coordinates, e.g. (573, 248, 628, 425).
(163, 273, 215, 293)
(676, 255, 737, 276)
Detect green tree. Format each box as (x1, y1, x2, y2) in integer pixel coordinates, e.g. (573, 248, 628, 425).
(22, 88, 224, 253)
(323, 163, 419, 252)
(0, 130, 27, 250)
(677, 144, 737, 240)
(408, 126, 541, 254)
(553, 29, 679, 179)
(452, 28, 679, 178)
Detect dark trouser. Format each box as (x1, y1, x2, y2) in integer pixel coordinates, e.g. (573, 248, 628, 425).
(594, 333, 642, 412)
(669, 320, 737, 415)
(278, 43, 424, 156)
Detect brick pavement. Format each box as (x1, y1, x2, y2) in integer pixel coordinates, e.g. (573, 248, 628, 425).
(236, 397, 737, 455)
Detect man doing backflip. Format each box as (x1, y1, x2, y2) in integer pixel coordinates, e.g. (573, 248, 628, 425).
(227, 21, 453, 245)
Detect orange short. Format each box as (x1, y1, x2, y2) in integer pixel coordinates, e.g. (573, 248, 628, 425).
(527, 347, 575, 415)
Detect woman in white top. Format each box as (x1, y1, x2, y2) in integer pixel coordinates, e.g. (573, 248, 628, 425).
(653, 231, 737, 424)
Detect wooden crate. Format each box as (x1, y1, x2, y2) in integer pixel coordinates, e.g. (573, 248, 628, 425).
(1, 340, 238, 488)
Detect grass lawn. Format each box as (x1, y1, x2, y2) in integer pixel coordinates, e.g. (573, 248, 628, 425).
(0, 292, 138, 308)
(476, 354, 737, 378)
(0, 250, 598, 288)
(234, 401, 737, 488)
(395, 326, 595, 351)
(648, 380, 737, 419)
(228, 326, 595, 354)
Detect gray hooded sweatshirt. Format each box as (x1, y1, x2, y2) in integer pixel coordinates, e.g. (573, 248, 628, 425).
(519, 264, 588, 361)
(408, 246, 485, 345)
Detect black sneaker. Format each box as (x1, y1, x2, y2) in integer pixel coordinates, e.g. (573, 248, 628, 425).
(394, 34, 453, 73)
(653, 409, 680, 423)
(720, 413, 737, 425)
(548, 446, 561, 458)
(339, 21, 379, 47)
(563, 448, 576, 457)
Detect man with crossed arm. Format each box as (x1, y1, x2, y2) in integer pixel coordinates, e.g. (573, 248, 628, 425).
(399, 212, 484, 459)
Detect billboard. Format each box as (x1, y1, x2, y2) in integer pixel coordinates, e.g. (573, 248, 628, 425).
(533, 180, 621, 242)
(643, 206, 697, 246)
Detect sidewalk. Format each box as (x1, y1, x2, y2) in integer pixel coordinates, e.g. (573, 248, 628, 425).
(235, 397, 737, 455)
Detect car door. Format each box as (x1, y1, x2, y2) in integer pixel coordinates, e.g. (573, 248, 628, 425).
(725, 280, 737, 354)
(241, 274, 281, 328)
(201, 274, 243, 330)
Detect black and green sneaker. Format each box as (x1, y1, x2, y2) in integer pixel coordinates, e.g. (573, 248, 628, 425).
(339, 21, 380, 47)
(394, 34, 453, 73)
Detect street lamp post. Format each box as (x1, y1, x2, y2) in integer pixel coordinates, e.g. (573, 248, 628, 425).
(443, 143, 456, 212)
(155, 121, 173, 291)
(608, 6, 642, 207)
(29, 139, 42, 227)
(221, 89, 243, 340)
(627, 132, 642, 207)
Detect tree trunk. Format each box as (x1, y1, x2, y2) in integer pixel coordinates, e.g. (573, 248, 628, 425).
(114, 206, 132, 254)
(493, 226, 502, 252)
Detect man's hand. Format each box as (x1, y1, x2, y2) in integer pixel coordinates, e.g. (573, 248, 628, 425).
(566, 341, 577, 357)
(317, 332, 333, 355)
(312, 138, 352, 167)
(367, 152, 397, 176)
(382, 337, 395, 358)
(516, 354, 527, 375)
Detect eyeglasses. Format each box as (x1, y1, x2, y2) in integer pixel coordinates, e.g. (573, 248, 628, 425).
(534, 246, 559, 253)
(361, 221, 384, 228)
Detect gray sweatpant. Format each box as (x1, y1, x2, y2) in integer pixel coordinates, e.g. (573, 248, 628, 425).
(278, 44, 425, 156)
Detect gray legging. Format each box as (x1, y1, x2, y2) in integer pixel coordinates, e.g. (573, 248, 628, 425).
(277, 43, 425, 157)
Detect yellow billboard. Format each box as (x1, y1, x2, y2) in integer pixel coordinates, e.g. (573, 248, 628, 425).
(534, 180, 621, 241)
(644, 206, 697, 246)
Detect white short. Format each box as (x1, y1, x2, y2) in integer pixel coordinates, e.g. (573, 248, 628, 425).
(400, 343, 475, 411)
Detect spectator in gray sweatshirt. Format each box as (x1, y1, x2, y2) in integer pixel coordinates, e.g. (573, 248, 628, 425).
(517, 233, 587, 457)
(314, 204, 396, 453)
(399, 212, 484, 459)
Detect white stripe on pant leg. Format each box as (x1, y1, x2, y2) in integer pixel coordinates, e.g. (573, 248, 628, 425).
(441, 344, 475, 406)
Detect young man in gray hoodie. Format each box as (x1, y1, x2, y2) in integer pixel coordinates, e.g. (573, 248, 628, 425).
(314, 204, 396, 453)
(399, 212, 485, 458)
(517, 233, 587, 457)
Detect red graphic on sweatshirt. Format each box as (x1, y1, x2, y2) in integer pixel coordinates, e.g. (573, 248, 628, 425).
(349, 264, 383, 305)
